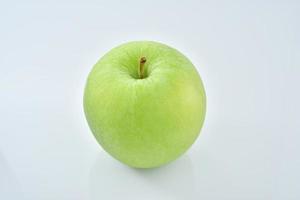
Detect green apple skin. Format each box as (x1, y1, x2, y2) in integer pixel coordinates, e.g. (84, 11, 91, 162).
(84, 41, 206, 168)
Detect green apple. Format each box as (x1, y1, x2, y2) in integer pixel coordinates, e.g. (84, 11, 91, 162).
(84, 41, 206, 168)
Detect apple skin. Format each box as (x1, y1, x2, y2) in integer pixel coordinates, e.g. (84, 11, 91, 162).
(84, 41, 206, 168)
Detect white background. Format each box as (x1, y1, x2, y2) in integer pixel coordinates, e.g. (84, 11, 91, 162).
(1, 1, 299, 199)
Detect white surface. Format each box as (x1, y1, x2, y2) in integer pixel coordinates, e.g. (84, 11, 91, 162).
(1, 1, 300, 199)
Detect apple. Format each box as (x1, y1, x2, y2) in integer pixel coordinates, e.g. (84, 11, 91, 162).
(84, 41, 206, 168)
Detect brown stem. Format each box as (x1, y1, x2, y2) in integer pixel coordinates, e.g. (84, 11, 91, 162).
(139, 57, 146, 79)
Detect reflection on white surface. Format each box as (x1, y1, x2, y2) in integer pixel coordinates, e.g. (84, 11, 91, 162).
(89, 155, 196, 200)
(0, 152, 23, 199)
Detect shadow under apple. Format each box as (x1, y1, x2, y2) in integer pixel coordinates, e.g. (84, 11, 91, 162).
(89, 153, 196, 200)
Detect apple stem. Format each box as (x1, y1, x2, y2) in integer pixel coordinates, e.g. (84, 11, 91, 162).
(139, 57, 146, 79)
